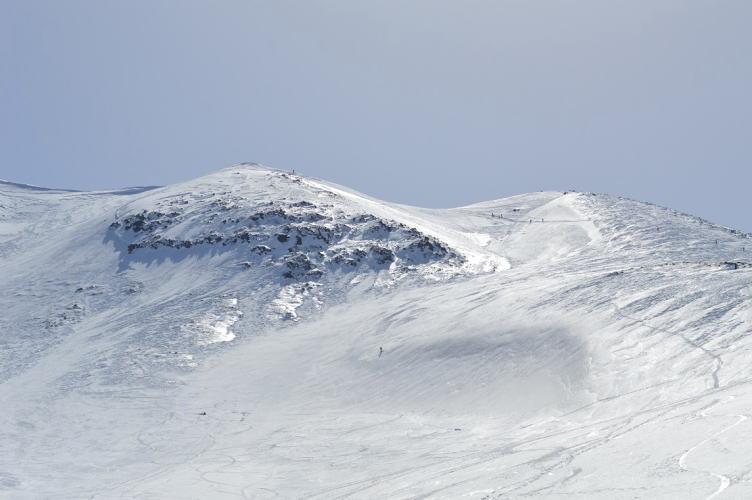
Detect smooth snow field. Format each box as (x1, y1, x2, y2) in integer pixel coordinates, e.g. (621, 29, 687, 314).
(1, 165, 752, 499)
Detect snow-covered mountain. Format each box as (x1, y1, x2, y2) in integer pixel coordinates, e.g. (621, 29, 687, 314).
(1, 164, 751, 499)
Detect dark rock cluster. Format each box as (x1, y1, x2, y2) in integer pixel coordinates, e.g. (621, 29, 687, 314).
(108, 196, 462, 281)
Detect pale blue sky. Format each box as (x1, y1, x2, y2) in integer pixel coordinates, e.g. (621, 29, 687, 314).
(2, 1, 751, 231)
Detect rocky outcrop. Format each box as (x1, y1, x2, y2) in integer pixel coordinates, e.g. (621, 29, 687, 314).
(107, 195, 463, 283)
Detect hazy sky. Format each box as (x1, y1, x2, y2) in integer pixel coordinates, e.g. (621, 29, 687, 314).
(3, 1, 751, 230)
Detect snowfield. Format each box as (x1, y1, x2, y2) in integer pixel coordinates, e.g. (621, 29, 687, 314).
(1, 164, 751, 499)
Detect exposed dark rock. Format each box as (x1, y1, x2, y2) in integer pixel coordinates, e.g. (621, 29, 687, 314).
(109, 198, 462, 281)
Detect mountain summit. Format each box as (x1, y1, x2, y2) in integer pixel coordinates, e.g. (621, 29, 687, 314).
(1, 165, 751, 499)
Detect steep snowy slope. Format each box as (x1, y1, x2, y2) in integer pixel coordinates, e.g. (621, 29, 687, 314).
(1, 165, 751, 499)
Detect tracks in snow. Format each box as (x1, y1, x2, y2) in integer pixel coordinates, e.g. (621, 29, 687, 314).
(677, 400, 748, 500)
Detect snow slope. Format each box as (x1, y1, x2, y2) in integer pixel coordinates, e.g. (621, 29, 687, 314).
(1, 164, 751, 499)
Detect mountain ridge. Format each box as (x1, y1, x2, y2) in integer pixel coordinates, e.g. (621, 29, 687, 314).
(1, 165, 752, 499)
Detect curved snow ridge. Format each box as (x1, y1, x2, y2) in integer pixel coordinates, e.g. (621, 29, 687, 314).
(301, 176, 511, 273)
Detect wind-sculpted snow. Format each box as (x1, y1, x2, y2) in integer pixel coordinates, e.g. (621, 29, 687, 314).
(2, 165, 752, 499)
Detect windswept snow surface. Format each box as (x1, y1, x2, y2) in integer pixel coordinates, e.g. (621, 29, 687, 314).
(2, 165, 752, 499)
